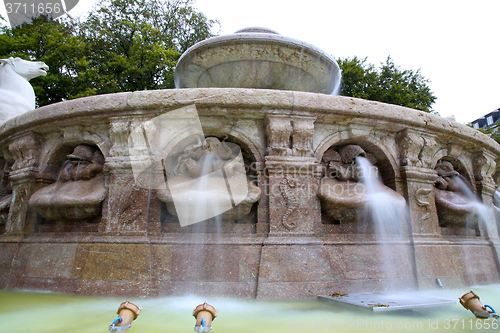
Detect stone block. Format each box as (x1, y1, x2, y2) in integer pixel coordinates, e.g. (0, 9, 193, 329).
(79, 243, 151, 281)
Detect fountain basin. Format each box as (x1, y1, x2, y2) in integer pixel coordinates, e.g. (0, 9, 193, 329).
(0, 88, 499, 298)
(174, 28, 341, 94)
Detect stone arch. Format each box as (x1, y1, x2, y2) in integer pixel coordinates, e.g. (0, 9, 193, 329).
(38, 134, 107, 180)
(157, 124, 262, 231)
(202, 127, 264, 165)
(315, 132, 400, 189)
(430, 148, 475, 187)
(156, 123, 264, 177)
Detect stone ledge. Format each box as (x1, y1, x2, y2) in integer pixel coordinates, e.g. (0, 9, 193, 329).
(1, 89, 497, 155)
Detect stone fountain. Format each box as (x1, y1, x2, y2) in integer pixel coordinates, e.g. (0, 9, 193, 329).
(0, 28, 499, 298)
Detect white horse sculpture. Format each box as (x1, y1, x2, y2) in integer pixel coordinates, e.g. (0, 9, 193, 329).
(0, 57, 49, 124)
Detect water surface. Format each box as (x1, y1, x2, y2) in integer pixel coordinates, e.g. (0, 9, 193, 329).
(1, 285, 499, 333)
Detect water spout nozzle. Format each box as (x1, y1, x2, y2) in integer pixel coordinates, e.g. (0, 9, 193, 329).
(108, 301, 141, 332)
(193, 302, 217, 332)
(459, 291, 498, 319)
(436, 278, 443, 289)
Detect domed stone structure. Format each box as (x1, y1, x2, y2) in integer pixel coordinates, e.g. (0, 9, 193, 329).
(0, 28, 499, 298)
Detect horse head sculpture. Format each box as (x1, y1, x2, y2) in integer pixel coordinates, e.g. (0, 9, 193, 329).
(0, 57, 49, 124)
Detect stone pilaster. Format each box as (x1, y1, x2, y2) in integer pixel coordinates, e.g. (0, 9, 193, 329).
(6, 133, 42, 234)
(259, 111, 325, 297)
(473, 151, 497, 202)
(102, 116, 155, 235)
(400, 166, 440, 235)
(397, 129, 440, 236)
(265, 114, 320, 236)
(266, 157, 321, 236)
(472, 150, 500, 239)
(254, 162, 269, 236)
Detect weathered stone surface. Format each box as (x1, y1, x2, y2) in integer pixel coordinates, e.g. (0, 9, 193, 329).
(79, 243, 151, 281)
(0, 88, 499, 298)
(0, 243, 17, 288)
(127, 88, 294, 111)
(174, 29, 340, 94)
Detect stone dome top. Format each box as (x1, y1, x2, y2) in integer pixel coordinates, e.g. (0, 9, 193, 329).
(234, 27, 279, 34)
(174, 27, 341, 94)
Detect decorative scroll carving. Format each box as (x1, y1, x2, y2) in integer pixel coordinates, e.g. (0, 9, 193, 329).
(114, 175, 142, 225)
(447, 144, 463, 159)
(266, 115, 292, 156)
(397, 129, 438, 168)
(473, 151, 496, 184)
(0, 160, 12, 229)
(420, 136, 438, 169)
(414, 188, 432, 208)
(397, 129, 424, 167)
(291, 116, 316, 157)
(266, 114, 316, 157)
(9, 133, 41, 171)
(415, 187, 432, 225)
(280, 174, 300, 230)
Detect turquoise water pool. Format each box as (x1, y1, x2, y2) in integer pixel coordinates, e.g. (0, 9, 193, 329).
(1, 285, 499, 333)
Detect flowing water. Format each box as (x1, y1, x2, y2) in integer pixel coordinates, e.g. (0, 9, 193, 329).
(175, 151, 227, 294)
(356, 157, 413, 291)
(1, 285, 499, 333)
(453, 176, 496, 238)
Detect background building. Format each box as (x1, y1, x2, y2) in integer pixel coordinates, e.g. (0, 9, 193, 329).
(470, 108, 500, 129)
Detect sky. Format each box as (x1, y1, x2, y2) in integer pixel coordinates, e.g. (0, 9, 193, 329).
(2, 0, 499, 124)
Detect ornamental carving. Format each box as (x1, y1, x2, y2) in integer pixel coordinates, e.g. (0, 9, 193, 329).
(280, 174, 300, 230)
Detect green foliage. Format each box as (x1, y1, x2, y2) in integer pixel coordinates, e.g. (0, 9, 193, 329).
(79, 0, 218, 94)
(0, 16, 88, 106)
(0, 0, 218, 105)
(338, 56, 437, 112)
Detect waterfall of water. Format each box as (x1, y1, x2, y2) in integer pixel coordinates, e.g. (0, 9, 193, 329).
(453, 175, 496, 237)
(356, 156, 412, 291)
(356, 157, 403, 235)
(453, 175, 497, 236)
(181, 152, 227, 294)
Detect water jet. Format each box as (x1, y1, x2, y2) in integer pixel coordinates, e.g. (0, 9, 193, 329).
(193, 302, 217, 332)
(109, 301, 141, 332)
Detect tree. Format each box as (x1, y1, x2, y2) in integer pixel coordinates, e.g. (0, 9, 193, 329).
(338, 56, 437, 112)
(0, 16, 88, 106)
(0, 0, 218, 104)
(79, 0, 218, 94)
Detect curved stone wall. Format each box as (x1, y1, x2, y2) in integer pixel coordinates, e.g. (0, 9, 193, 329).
(0, 88, 499, 298)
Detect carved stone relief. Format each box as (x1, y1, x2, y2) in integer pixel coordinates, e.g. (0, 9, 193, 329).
(28, 144, 107, 230)
(266, 114, 316, 157)
(434, 160, 477, 233)
(318, 144, 405, 225)
(279, 174, 300, 230)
